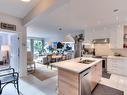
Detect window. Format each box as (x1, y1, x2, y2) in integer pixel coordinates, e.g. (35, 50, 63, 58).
(27, 38, 44, 56)
(33, 39, 44, 56)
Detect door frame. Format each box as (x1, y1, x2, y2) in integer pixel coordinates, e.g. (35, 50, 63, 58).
(0, 31, 20, 71)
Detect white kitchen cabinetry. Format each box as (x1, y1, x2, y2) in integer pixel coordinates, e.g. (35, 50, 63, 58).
(110, 25, 124, 49)
(107, 57, 127, 76)
(85, 24, 124, 49)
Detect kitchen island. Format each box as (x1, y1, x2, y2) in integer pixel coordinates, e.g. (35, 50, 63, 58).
(52, 57, 102, 95)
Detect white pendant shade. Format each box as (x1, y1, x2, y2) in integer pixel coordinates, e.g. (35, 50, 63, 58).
(63, 35, 75, 43)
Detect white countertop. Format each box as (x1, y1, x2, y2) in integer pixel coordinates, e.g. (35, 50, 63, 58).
(52, 57, 102, 73)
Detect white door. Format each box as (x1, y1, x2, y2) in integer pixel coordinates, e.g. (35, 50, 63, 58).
(10, 33, 19, 72)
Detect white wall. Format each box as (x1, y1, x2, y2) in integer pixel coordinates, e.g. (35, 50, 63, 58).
(0, 13, 27, 77)
(27, 26, 84, 42)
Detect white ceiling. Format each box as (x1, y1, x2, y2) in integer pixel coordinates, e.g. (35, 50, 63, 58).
(28, 0, 127, 31)
(27, 26, 84, 41)
(0, 0, 41, 18)
(1, 0, 127, 35)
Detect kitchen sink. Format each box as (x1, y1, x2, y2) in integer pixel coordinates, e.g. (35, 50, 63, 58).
(79, 60, 95, 64)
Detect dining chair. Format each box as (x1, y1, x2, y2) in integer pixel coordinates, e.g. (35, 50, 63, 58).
(27, 51, 36, 72)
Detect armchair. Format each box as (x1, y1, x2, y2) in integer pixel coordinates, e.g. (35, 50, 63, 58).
(0, 68, 19, 94)
(27, 51, 36, 72)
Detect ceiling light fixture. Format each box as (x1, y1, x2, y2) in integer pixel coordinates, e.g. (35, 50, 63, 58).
(63, 35, 75, 43)
(21, 0, 31, 2)
(113, 9, 119, 13)
(58, 27, 62, 31)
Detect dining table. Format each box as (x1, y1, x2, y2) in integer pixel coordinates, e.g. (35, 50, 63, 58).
(51, 55, 63, 62)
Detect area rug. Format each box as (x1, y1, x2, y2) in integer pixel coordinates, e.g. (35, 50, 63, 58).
(92, 84, 124, 95)
(32, 64, 57, 81)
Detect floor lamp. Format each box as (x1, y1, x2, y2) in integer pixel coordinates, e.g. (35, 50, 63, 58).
(1, 45, 10, 65)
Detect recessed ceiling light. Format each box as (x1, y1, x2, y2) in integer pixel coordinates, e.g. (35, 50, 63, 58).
(113, 9, 119, 13)
(58, 27, 62, 31)
(21, 0, 31, 2)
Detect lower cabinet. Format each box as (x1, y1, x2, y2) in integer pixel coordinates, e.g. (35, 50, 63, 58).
(58, 62, 102, 95)
(107, 58, 127, 76)
(58, 69, 79, 95)
(91, 62, 102, 91)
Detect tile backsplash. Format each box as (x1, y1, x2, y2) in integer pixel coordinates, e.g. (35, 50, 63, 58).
(94, 44, 127, 56)
(111, 49, 127, 57)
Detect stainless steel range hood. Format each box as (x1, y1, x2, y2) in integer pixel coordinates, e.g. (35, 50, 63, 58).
(92, 38, 110, 44)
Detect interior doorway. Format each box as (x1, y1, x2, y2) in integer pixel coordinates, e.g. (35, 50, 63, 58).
(0, 31, 19, 72)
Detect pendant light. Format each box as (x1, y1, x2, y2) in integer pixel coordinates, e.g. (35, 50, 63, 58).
(63, 35, 75, 43)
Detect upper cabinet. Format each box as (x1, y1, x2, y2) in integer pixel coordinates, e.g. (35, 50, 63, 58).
(110, 24, 124, 49)
(110, 25, 127, 49)
(85, 24, 126, 49)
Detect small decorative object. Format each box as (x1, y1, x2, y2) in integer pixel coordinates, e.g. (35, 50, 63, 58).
(78, 34, 84, 42)
(74, 34, 84, 43)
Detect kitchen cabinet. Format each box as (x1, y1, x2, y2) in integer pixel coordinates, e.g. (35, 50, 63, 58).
(110, 24, 124, 49)
(110, 25, 127, 49)
(91, 62, 102, 91)
(85, 24, 125, 49)
(58, 69, 79, 95)
(107, 57, 127, 76)
(58, 64, 102, 95)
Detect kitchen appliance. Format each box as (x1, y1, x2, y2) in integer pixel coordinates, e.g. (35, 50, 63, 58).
(92, 38, 110, 44)
(80, 68, 91, 95)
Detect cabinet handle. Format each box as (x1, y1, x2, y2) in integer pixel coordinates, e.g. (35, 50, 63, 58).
(83, 73, 89, 76)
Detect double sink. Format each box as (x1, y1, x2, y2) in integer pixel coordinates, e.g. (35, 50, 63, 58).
(79, 59, 95, 64)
